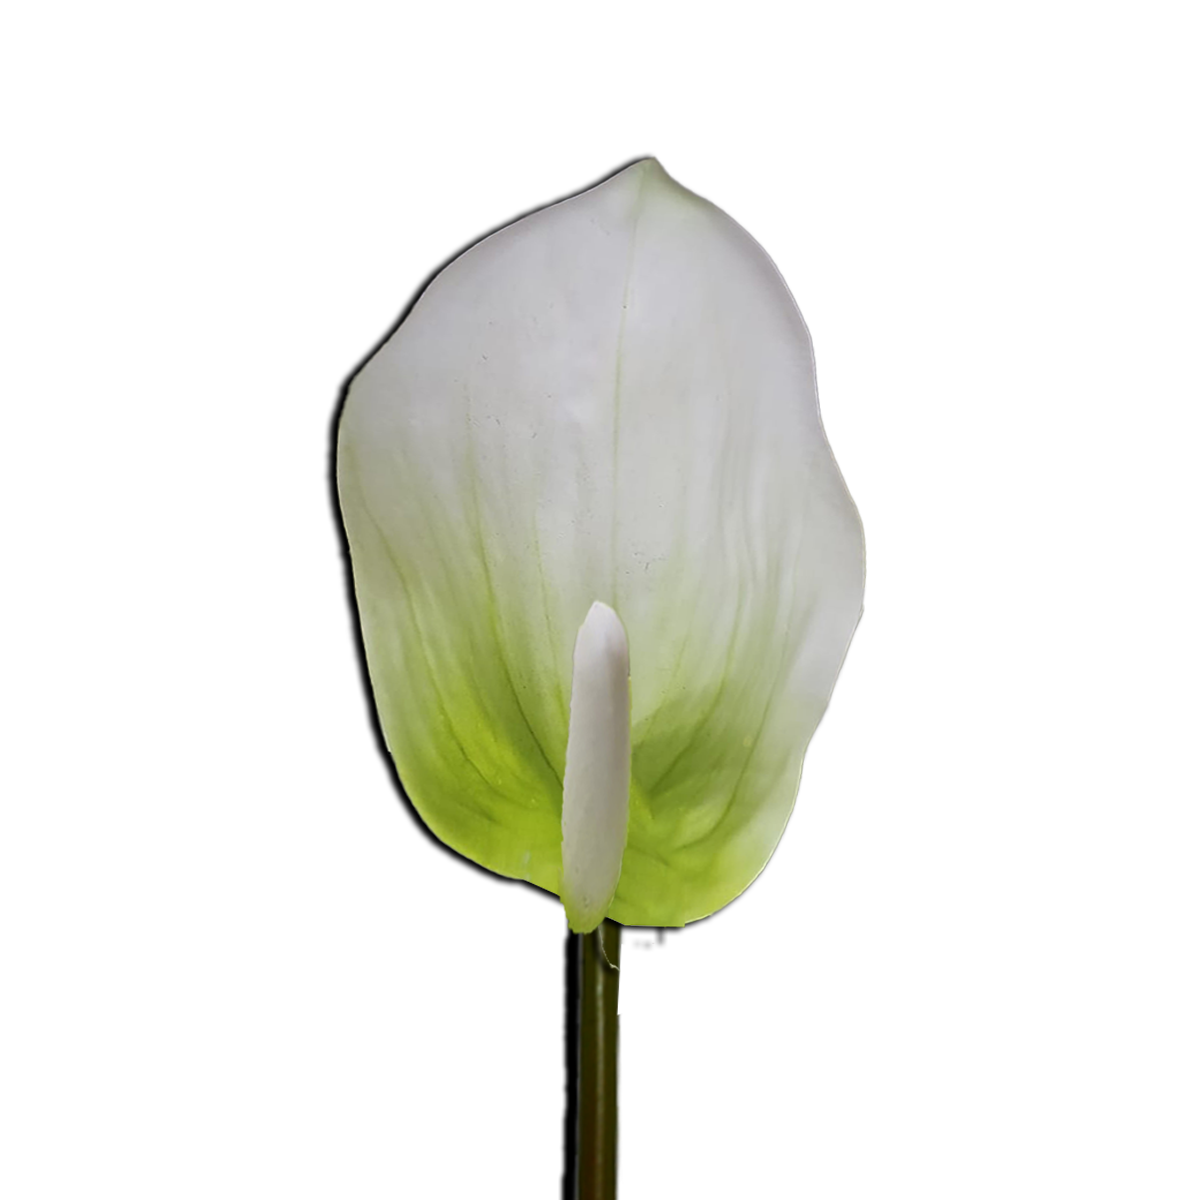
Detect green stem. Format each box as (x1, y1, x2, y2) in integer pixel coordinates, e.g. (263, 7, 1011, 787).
(567, 919, 621, 1200)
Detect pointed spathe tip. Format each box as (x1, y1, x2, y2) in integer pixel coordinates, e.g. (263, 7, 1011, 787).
(614, 156, 669, 186)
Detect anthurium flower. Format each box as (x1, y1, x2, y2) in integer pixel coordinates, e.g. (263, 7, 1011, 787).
(337, 159, 864, 930)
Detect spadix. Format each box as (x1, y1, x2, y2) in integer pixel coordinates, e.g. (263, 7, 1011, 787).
(337, 159, 864, 927)
(561, 602, 631, 934)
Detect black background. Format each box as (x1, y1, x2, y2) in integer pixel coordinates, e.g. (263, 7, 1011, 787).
(319, 154, 864, 1195)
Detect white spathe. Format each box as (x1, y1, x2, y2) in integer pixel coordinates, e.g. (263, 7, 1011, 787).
(338, 159, 865, 926)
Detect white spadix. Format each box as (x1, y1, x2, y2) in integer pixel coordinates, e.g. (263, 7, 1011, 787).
(560, 602, 631, 933)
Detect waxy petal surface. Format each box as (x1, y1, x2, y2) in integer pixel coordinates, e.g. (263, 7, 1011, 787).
(338, 160, 864, 926)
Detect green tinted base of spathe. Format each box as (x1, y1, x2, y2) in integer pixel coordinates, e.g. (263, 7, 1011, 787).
(380, 677, 815, 928)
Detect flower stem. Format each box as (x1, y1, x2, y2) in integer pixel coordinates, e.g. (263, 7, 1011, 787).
(565, 919, 621, 1199)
